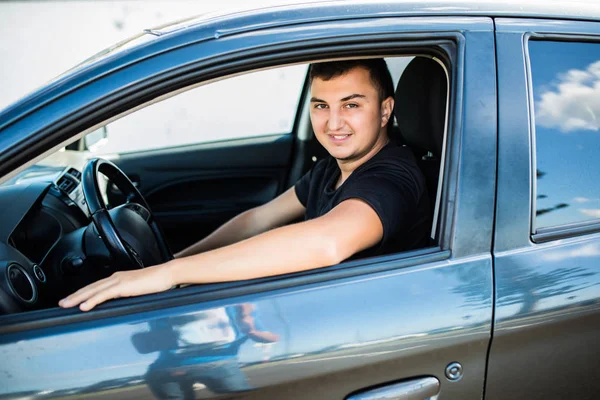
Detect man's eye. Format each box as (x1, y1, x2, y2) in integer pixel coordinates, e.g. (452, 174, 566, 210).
(314, 104, 328, 109)
(344, 103, 359, 109)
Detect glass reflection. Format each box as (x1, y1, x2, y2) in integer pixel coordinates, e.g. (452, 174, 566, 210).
(132, 303, 279, 399)
(530, 40, 600, 230)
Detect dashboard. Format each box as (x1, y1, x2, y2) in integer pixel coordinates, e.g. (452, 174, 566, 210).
(10, 168, 89, 260)
(0, 158, 167, 315)
(0, 166, 93, 313)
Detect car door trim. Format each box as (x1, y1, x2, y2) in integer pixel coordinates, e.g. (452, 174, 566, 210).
(0, 247, 449, 334)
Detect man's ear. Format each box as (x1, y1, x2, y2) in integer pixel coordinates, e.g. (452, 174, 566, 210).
(380, 96, 395, 128)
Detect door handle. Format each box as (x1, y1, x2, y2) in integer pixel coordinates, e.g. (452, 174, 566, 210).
(346, 377, 440, 400)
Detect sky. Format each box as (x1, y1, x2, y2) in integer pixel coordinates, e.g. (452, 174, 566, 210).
(529, 40, 600, 230)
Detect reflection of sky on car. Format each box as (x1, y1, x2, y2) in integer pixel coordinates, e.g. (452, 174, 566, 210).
(530, 41, 600, 230)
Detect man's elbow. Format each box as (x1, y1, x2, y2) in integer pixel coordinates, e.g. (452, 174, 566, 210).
(318, 236, 351, 267)
(314, 227, 380, 266)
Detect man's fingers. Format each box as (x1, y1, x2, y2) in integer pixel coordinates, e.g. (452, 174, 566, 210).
(58, 266, 169, 312)
(59, 275, 119, 308)
(79, 284, 122, 311)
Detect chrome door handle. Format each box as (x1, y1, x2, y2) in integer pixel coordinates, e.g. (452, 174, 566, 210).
(346, 377, 440, 400)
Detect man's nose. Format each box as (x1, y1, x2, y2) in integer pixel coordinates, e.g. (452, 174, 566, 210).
(327, 109, 344, 131)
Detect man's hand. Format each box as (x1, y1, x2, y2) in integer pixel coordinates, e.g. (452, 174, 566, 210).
(58, 263, 174, 312)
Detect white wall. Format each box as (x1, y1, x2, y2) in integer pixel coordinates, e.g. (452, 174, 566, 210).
(0, 0, 321, 111)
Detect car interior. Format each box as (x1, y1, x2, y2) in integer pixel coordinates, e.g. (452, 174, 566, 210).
(0, 54, 449, 315)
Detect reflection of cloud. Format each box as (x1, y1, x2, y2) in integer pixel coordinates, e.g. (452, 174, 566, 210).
(536, 60, 600, 133)
(573, 197, 600, 203)
(543, 243, 600, 262)
(580, 209, 600, 218)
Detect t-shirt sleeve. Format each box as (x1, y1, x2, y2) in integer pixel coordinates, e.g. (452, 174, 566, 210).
(294, 167, 313, 208)
(338, 167, 423, 246)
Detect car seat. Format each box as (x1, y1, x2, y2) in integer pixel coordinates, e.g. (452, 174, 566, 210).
(393, 56, 448, 238)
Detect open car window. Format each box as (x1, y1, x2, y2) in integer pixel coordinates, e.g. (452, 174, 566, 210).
(90, 64, 308, 155)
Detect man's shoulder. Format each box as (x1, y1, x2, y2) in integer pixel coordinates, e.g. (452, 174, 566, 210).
(308, 155, 337, 178)
(360, 143, 420, 174)
(348, 143, 427, 196)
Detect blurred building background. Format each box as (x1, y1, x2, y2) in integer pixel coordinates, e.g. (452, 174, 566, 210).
(0, 0, 320, 111)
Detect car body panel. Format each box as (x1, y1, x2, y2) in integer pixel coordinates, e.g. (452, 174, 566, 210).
(0, 256, 492, 399)
(488, 17, 600, 400)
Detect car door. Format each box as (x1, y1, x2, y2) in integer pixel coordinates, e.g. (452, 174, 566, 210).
(0, 7, 496, 400)
(488, 18, 600, 400)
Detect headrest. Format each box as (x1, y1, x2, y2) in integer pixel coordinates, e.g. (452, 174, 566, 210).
(394, 57, 447, 158)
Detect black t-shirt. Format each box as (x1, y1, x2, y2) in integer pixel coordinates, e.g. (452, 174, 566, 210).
(294, 143, 431, 259)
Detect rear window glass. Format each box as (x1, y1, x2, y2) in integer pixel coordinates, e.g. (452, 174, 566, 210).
(530, 40, 600, 230)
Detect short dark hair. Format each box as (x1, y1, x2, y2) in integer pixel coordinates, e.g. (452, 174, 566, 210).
(308, 58, 394, 103)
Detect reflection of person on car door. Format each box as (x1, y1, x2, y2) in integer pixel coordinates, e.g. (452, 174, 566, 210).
(133, 303, 279, 399)
(60, 58, 429, 311)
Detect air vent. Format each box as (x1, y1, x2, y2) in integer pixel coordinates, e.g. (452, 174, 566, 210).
(56, 168, 82, 194)
(56, 174, 77, 193)
(67, 168, 82, 180)
(7, 264, 36, 303)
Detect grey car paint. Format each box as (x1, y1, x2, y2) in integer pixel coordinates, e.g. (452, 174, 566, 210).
(488, 17, 600, 400)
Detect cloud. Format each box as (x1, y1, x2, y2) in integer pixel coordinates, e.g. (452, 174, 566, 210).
(573, 197, 600, 203)
(579, 209, 600, 218)
(543, 242, 600, 262)
(535, 60, 600, 133)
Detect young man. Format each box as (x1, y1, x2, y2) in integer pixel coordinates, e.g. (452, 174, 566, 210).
(59, 58, 430, 312)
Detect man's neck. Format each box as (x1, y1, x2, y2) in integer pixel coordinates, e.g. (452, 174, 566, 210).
(335, 133, 389, 188)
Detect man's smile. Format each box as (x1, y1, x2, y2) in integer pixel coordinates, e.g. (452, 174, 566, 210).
(328, 133, 353, 143)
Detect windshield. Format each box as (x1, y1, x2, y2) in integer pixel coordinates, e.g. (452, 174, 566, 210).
(1, 148, 92, 188)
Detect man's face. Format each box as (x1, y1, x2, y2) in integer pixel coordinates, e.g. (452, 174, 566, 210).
(309, 66, 393, 162)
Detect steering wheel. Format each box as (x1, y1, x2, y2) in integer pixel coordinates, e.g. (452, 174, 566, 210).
(82, 158, 173, 269)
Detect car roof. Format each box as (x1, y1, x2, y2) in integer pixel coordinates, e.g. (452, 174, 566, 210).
(155, 0, 600, 36)
(22, 1, 600, 78)
(1, 0, 599, 131)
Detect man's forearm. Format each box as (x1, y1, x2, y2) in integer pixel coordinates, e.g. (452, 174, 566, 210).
(167, 219, 341, 284)
(248, 330, 280, 343)
(175, 207, 267, 258)
(175, 187, 306, 258)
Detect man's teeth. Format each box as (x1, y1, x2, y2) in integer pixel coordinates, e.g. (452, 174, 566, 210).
(333, 135, 349, 139)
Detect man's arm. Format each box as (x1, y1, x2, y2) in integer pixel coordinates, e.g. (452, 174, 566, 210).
(236, 304, 280, 343)
(59, 198, 384, 311)
(175, 187, 306, 258)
